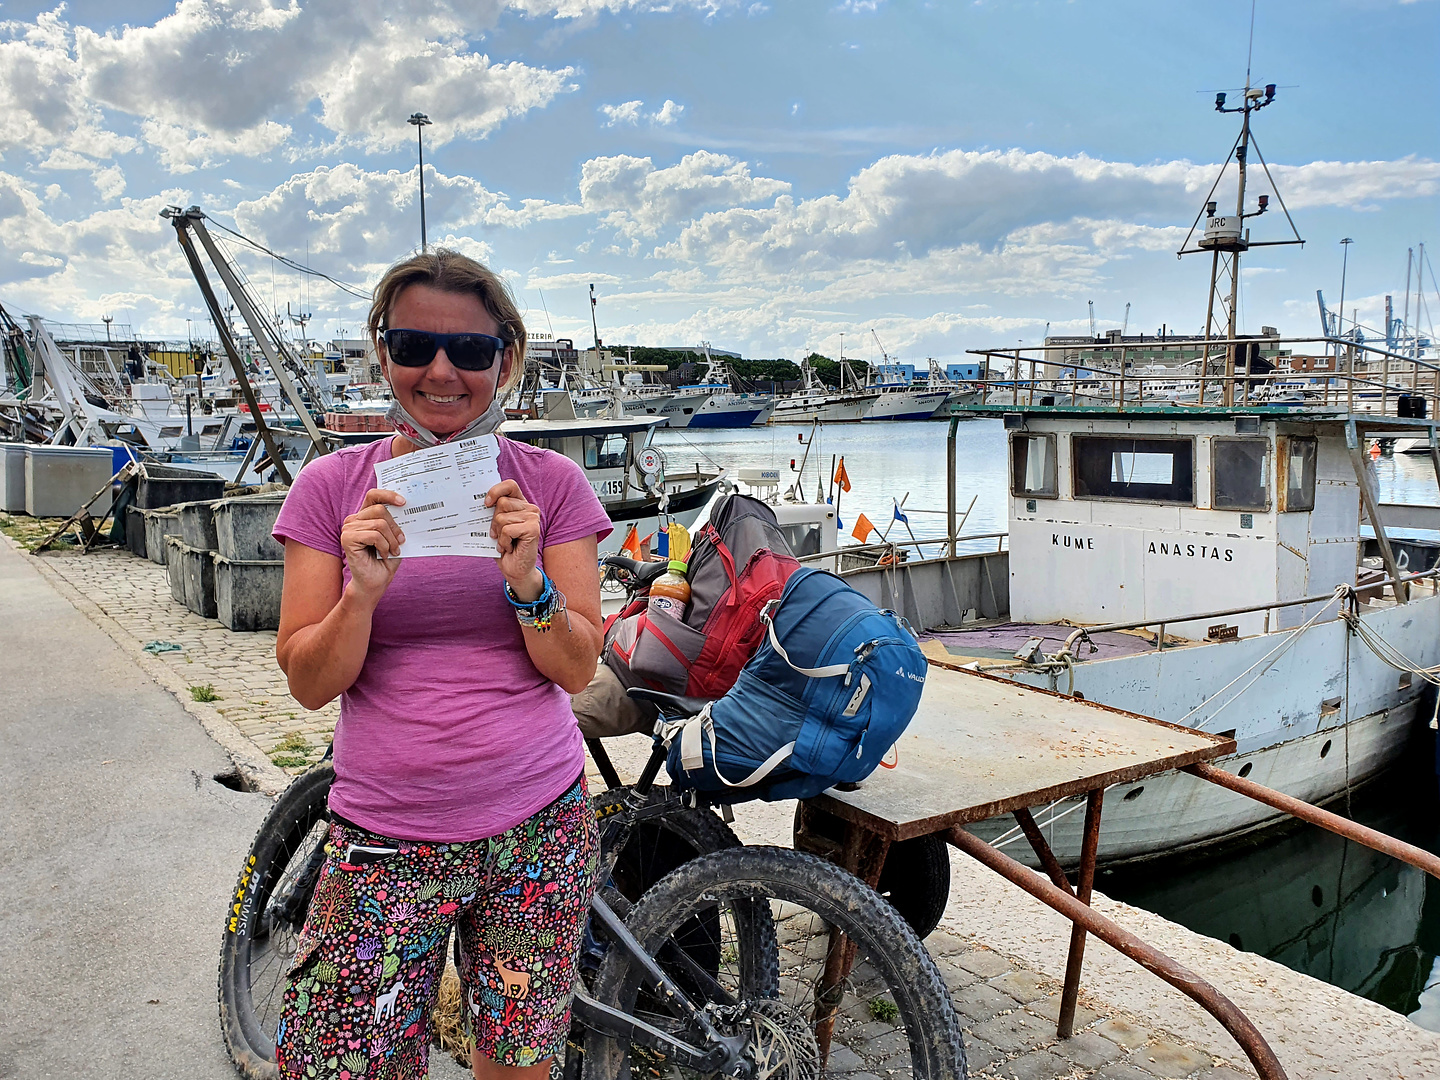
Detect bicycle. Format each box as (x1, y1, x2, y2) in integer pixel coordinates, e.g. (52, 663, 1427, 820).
(218, 559, 967, 1080)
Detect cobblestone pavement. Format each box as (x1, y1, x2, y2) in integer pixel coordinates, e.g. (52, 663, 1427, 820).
(24, 542, 1254, 1080)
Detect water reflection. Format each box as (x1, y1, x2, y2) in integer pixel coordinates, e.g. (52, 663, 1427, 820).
(1104, 754, 1440, 1029)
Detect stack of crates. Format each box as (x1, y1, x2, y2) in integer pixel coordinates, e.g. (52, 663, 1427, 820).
(211, 494, 287, 631)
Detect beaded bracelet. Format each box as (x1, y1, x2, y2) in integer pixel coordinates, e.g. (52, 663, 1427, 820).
(505, 572, 570, 633)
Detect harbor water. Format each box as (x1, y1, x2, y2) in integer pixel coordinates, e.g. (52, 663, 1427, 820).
(655, 418, 1440, 1032)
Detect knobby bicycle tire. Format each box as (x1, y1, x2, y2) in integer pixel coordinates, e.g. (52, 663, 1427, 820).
(218, 763, 335, 1080)
(583, 846, 966, 1080)
(217, 774, 740, 1078)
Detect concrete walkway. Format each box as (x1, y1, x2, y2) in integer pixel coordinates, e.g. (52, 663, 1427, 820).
(6, 534, 1440, 1078)
(0, 536, 272, 1078)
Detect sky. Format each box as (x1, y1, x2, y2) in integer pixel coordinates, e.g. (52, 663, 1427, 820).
(0, 0, 1436, 365)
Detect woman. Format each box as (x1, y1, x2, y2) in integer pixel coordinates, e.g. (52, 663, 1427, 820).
(271, 249, 611, 1080)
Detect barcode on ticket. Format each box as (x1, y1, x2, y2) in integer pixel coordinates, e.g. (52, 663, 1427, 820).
(469, 532, 490, 538)
(401, 501, 443, 515)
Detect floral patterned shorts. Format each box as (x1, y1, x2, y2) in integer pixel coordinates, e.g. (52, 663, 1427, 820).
(275, 775, 598, 1079)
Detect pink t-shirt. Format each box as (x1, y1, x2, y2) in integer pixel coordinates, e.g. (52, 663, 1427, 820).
(272, 435, 613, 842)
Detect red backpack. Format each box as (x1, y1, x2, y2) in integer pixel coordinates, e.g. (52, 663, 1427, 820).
(604, 495, 800, 700)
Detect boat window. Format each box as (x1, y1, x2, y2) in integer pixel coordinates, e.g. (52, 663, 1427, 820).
(583, 433, 628, 470)
(1280, 436, 1318, 512)
(779, 522, 823, 558)
(1212, 438, 1271, 511)
(1009, 433, 1058, 498)
(1073, 436, 1194, 504)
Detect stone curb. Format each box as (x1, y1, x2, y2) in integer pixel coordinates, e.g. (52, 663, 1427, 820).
(4, 533, 292, 797)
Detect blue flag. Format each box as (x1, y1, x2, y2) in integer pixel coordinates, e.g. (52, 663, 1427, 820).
(892, 500, 910, 525)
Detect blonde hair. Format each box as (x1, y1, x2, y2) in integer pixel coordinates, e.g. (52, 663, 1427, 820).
(367, 248, 526, 393)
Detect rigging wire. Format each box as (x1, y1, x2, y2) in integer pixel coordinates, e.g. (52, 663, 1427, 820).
(205, 218, 371, 301)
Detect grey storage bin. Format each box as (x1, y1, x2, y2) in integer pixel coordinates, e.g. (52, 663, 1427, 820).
(213, 493, 286, 561)
(0, 443, 26, 512)
(165, 536, 185, 604)
(166, 537, 216, 618)
(176, 500, 219, 550)
(125, 505, 147, 558)
(24, 446, 113, 518)
(213, 553, 284, 631)
(136, 463, 226, 509)
(144, 509, 181, 565)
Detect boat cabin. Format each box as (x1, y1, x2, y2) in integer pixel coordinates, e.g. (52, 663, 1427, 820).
(1000, 407, 1407, 636)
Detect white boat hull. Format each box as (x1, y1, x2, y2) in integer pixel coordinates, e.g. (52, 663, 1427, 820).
(863, 388, 951, 421)
(966, 701, 1417, 866)
(962, 590, 1440, 864)
(772, 392, 877, 424)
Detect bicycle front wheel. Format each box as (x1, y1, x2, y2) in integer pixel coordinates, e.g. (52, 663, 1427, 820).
(584, 845, 966, 1080)
(218, 763, 334, 1079)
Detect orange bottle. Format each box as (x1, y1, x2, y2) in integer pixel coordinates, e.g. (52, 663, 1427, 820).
(647, 560, 691, 620)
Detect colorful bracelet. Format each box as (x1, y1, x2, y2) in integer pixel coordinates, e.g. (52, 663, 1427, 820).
(505, 572, 570, 632)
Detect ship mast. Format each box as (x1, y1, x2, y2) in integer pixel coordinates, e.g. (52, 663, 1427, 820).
(1177, 77, 1303, 405)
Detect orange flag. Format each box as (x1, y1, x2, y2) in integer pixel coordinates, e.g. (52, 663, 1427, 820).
(620, 525, 643, 560)
(833, 457, 852, 493)
(851, 513, 876, 543)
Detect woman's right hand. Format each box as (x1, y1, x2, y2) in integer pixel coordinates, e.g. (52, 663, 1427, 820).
(340, 489, 406, 605)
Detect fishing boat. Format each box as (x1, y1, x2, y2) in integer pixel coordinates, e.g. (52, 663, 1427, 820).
(678, 348, 775, 428)
(771, 357, 878, 424)
(501, 406, 724, 540)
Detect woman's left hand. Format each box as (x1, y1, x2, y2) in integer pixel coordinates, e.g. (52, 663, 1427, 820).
(486, 479, 544, 598)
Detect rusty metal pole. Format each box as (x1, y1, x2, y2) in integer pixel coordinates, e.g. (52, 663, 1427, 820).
(1057, 790, 1103, 1038)
(947, 825, 1288, 1080)
(1187, 763, 1440, 879)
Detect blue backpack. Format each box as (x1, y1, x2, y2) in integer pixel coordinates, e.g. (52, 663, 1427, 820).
(660, 567, 928, 802)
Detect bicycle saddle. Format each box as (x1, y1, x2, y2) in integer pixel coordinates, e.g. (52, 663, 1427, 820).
(626, 687, 713, 719)
(603, 555, 671, 586)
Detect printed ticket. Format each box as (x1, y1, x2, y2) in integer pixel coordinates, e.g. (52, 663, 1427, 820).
(372, 435, 502, 558)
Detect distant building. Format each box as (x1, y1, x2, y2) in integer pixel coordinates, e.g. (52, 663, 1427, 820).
(1042, 327, 1288, 378)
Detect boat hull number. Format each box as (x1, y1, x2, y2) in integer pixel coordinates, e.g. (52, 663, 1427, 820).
(591, 478, 625, 497)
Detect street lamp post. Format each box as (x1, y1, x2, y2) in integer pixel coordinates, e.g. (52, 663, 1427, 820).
(408, 112, 433, 251)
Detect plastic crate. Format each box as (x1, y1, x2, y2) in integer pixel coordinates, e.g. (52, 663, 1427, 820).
(213, 494, 286, 561)
(125, 505, 147, 559)
(213, 553, 284, 631)
(167, 537, 217, 618)
(0, 443, 25, 512)
(144, 509, 181, 565)
(135, 463, 226, 510)
(176, 500, 219, 550)
(24, 446, 113, 518)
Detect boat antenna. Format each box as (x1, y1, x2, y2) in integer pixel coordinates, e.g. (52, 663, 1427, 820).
(1245, 0, 1257, 89)
(588, 283, 602, 374)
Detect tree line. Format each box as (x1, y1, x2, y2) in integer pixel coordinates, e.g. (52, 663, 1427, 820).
(611, 347, 869, 390)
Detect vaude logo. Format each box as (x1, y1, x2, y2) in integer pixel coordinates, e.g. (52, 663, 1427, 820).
(896, 666, 925, 684)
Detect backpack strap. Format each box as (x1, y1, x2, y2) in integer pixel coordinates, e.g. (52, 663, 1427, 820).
(758, 599, 852, 679)
(657, 704, 797, 790)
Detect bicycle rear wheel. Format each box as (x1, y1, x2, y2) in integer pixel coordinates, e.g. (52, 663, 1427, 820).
(217, 763, 334, 1079)
(584, 846, 966, 1080)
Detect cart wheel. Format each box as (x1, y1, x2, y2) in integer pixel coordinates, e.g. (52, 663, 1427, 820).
(876, 832, 951, 940)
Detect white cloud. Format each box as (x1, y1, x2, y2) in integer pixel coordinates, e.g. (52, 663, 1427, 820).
(600, 98, 685, 127)
(0, 2, 581, 170)
(600, 100, 645, 127)
(578, 150, 790, 236)
(657, 148, 1440, 276)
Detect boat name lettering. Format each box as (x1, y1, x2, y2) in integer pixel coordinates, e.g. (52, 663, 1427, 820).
(1147, 541, 1233, 562)
(1052, 533, 1095, 550)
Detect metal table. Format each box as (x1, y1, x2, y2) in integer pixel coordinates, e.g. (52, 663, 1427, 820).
(794, 664, 1302, 1077)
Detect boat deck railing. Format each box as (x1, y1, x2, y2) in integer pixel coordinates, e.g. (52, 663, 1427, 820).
(1053, 568, 1440, 661)
(962, 334, 1440, 420)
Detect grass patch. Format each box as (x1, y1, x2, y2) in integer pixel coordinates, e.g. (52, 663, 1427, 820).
(269, 731, 313, 769)
(868, 996, 900, 1023)
(0, 512, 75, 551)
(188, 684, 220, 702)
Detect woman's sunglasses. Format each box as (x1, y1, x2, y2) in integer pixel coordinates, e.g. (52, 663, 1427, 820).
(382, 328, 507, 372)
